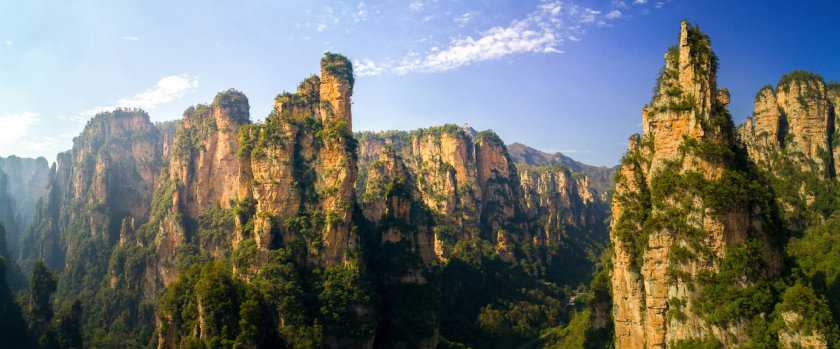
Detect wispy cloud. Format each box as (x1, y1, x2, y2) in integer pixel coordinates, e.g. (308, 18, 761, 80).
(356, 1, 614, 76)
(82, 74, 198, 116)
(354, 1, 369, 22)
(409, 1, 426, 12)
(605, 10, 622, 19)
(0, 112, 38, 146)
(4, 40, 12, 46)
(633, 0, 648, 4)
(454, 11, 480, 27)
(122, 36, 141, 41)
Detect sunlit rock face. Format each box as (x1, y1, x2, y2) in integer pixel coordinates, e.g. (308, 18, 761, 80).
(610, 22, 784, 348)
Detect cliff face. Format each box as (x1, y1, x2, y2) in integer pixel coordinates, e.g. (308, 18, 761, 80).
(237, 54, 359, 268)
(610, 22, 783, 348)
(0, 169, 17, 256)
(151, 89, 250, 285)
(355, 127, 609, 347)
(737, 74, 840, 235)
(362, 146, 440, 348)
(356, 127, 610, 282)
(0, 156, 50, 236)
(739, 73, 836, 179)
(357, 126, 532, 260)
(16, 54, 380, 348)
(519, 165, 607, 267)
(20, 109, 168, 271)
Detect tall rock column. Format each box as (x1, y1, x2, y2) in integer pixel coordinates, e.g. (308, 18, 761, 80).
(152, 89, 250, 285)
(238, 53, 359, 267)
(320, 53, 354, 129)
(611, 21, 781, 348)
(776, 77, 830, 172)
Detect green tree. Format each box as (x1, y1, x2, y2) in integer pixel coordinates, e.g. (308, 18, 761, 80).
(29, 260, 58, 348)
(0, 256, 35, 348)
(57, 300, 83, 349)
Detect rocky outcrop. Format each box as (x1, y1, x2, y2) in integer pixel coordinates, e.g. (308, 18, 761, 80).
(362, 146, 440, 349)
(611, 21, 782, 348)
(362, 146, 436, 266)
(151, 89, 250, 285)
(237, 53, 359, 267)
(778, 312, 829, 349)
(356, 126, 531, 259)
(20, 109, 169, 271)
(474, 131, 523, 245)
(739, 72, 838, 178)
(174, 91, 250, 216)
(777, 77, 830, 170)
(519, 165, 605, 264)
(356, 127, 611, 281)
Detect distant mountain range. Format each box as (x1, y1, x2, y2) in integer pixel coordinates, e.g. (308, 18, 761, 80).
(461, 124, 618, 196)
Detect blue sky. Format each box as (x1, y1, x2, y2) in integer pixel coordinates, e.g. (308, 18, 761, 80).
(1, 1, 838, 166)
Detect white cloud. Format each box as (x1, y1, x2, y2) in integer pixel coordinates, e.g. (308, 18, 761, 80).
(4, 40, 12, 46)
(355, 59, 387, 77)
(359, 1, 608, 75)
(578, 8, 601, 23)
(454, 11, 480, 27)
(409, 1, 425, 11)
(122, 36, 141, 41)
(354, 1, 369, 22)
(355, 0, 663, 77)
(82, 74, 198, 116)
(316, 23, 328, 32)
(0, 112, 38, 146)
(606, 10, 622, 19)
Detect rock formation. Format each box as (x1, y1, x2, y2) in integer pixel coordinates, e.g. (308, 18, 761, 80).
(519, 164, 607, 268)
(356, 126, 610, 280)
(20, 109, 168, 271)
(362, 145, 440, 348)
(237, 53, 359, 267)
(739, 72, 837, 178)
(610, 21, 784, 347)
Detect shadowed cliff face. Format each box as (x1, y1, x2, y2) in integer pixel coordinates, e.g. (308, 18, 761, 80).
(356, 126, 610, 277)
(20, 109, 168, 271)
(0, 156, 50, 241)
(734, 75, 840, 349)
(0, 169, 17, 256)
(738, 73, 840, 230)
